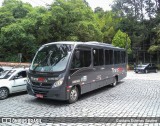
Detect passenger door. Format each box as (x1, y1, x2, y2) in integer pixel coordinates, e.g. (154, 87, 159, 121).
(150, 64, 157, 72)
(147, 64, 152, 72)
(11, 71, 27, 93)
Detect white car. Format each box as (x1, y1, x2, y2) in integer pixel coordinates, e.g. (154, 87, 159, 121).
(0, 68, 28, 100)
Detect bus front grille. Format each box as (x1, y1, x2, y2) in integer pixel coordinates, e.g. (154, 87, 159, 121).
(31, 82, 53, 89)
(33, 89, 48, 96)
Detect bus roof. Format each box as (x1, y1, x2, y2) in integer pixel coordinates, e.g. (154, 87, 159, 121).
(43, 41, 125, 50)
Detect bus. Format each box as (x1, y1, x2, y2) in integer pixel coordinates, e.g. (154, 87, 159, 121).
(27, 41, 127, 103)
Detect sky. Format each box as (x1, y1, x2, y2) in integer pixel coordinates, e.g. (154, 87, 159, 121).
(0, 0, 113, 11)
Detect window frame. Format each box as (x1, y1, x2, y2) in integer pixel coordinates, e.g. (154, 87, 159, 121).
(71, 46, 92, 70)
(92, 48, 105, 66)
(105, 49, 114, 65)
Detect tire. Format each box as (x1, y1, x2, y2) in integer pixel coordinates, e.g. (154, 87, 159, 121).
(145, 70, 148, 74)
(0, 88, 9, 100)
(111, 77, 117, 87)
(155, 69, 158, 73)
(68, 87, 79, 104)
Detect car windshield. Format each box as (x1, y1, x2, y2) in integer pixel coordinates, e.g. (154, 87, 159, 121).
(30, 44, 74, 72)
(0, 70, 15, 79)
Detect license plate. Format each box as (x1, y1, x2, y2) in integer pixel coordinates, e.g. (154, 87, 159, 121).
(36, 94, 43, 98)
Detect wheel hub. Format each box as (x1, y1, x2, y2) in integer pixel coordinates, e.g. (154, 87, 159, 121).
(0, 89, 7, 98)
(70, 89, 77, 101)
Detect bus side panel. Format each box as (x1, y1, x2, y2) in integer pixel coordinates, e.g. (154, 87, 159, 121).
(113, 63, 127, 82)
(90, 65, 112, 91)
(70, 68, 94, 94)
(105, 65, 115, 85)
(90, 66, 105, 91)
(80, 83, 91, 94)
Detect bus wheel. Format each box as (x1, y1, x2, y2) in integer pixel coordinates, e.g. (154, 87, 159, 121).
(111, 77, 117, 87)
(0, 88, 9, 100)
(68, 87, 79, 104)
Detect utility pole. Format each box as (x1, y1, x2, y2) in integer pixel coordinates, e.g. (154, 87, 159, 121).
(18, 53, 22, 66)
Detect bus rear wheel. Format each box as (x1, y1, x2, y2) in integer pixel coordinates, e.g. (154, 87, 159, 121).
(111, 77, 117, 87)
(68, 87, 79, 104)
(155, 69, 158, 73)
(144, 70, 148, 74)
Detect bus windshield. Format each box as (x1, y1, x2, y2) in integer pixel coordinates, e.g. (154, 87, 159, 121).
(30, 44, 74, 72)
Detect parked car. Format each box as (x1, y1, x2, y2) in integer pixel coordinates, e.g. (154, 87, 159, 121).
(0, 68, 28, 100)
(134, 63, 158, 73)
(0, 70, 9, 79)
(0, 67, 4, 75)
(0, 67, 4, 72)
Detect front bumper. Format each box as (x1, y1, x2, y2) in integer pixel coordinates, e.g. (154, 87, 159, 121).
(134, 69, 144, 73)
(27, 83, 68, 101)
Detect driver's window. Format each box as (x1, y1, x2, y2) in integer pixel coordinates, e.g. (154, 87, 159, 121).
(70, 47, 91, 74)
(16, 71, 27, 79)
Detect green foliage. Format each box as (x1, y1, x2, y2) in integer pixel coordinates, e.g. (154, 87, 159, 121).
(112, 30, 132, 53)
(0, 12, 15, 29)
(12, 3, 29, 18)
(76, 21, 103, 41)
(148, 45, 160, 54)
(0, 0, 138, 62)
(112, 0, 160, 63)
(48, 0, 102, 41)
(95, 11, 121, 43)
(0, 22, 37, 62)
(103, 26, 116, 44)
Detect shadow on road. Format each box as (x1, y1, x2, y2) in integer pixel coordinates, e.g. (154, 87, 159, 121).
(79, 81, 124, 101)
(8, 91, 27, 98)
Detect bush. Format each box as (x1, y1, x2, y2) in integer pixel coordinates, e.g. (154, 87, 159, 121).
(128, 64, 134, 70)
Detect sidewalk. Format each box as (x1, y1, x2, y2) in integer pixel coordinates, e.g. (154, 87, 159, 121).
(0, 62, 30, 67)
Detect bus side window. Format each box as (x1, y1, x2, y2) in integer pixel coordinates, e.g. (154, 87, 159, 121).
(114, 51, 120, 64)
(93, 49, 104, 66)
(71, 50, 80, 69)
(70, 49, 91, 73)
(121, 51, 126, 63)
(105, 50, 113, 65)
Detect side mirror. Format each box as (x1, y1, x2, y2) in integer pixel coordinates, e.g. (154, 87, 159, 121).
(75, 50, 80, 60)
(13, 74, 18, 80)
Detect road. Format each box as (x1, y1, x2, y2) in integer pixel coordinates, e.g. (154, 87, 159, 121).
(0, 71, 160, 126)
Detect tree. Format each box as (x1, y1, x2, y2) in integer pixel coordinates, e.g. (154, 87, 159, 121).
(0, 22, 37, 61)
(48, 0, 103, 42)
(94, 10, 121, 43)
(112, 30, 131, 53)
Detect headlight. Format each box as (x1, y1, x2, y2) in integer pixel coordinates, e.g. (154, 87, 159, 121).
(52, 77, 64, 88)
